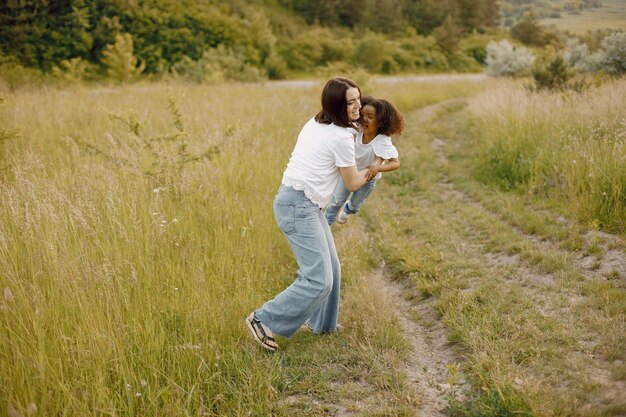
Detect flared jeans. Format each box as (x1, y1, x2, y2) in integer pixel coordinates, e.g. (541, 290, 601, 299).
(255, 185, 341, 338)
(325, 178, 378, 225)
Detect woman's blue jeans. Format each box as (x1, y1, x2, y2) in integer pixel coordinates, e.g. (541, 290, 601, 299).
(255, 185, 341, 338)
(325, 178, 378, 225)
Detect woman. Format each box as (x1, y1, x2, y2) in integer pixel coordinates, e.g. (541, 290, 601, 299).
(245, 77, 369, 351)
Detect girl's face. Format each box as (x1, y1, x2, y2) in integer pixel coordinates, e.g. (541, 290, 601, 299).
(360, 104, 378, 137)
(345, 87, 361, 122)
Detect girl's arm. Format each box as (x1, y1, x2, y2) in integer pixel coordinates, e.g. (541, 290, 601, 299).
(366, 157, 400, 180)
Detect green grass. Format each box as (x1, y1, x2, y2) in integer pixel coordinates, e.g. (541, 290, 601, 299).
(465, 80, 626, 234)
(0, 80, 472, 415)
(1, 76, 623, 415)
(361, 87, 625, 415)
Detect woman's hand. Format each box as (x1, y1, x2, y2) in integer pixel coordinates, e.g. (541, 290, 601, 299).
(365, 164, 380, 181)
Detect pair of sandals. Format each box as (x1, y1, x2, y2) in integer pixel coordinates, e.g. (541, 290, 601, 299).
(245, 313, 279, 351)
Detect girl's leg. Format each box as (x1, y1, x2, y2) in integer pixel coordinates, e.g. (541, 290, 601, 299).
(344, 179, 378, 215)
(255, 187, 335, 338)
(324, 179, 351, 225)
(308, 209, 341, 333)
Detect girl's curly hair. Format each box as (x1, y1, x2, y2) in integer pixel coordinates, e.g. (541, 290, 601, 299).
(361, 96, 405, 136)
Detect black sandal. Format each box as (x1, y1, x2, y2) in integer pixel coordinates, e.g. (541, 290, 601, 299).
(245, 313, 279, 351)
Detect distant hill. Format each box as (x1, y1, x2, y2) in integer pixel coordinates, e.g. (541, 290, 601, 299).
(539, 0, 626, 34)
(500, 0, 604, 26)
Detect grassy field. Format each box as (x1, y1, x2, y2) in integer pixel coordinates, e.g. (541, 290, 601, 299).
(540, 0, 626, 34)
(1, 77, 624, 416)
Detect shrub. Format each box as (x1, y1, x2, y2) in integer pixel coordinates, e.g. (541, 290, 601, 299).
(599, 32, 626, 75)
(52, 57, 95, 83)
(563, 32, 626, 75)
(101, 33, 145, 83)
(485, 39, 535, 77)
(532, 55, 572, 90)
(460, 32, 497, 65)
(171, 45, 265, 83)
(0, 54, 46, 90)
(352, 32, 399, 73)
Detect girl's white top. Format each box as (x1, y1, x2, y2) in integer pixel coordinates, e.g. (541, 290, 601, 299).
(355, 131, 398, 180)
(282, 118, 356, 208)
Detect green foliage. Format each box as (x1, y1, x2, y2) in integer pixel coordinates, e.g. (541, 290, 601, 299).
(434, 15, 465, 53)
(352, 32, 398, 73)
(101, 33, 145, 83)
(52, 57, 94, 83)
(0, 54, 46, 90)
(171, 45, 265, 83)
(532, 55, 573, 90)
(511, 12, 549, 46)
(0, 0, 500, 80)
(460, 32, 499, 65)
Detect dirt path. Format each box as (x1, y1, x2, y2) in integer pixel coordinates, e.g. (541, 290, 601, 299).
(367, 265, 469, 416)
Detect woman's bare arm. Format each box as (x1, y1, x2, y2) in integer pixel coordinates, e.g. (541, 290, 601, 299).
(339, 165, 369, 192)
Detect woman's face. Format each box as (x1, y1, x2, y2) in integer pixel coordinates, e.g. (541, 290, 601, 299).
(360, 104, 378, 137)
(345, 87, 361, 122)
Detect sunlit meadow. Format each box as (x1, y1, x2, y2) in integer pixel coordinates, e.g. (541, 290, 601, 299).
(0, 80, 483, 415)
(467, 79, 626, 234)
(1, 76, 623, 415)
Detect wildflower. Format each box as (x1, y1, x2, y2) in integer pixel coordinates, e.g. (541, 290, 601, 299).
(135, 392, 142, 398)
(172, 218, 179, 224)
(140, 379, 148, 387)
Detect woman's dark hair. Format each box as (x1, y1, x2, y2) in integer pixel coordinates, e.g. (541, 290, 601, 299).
(360, 96, 405, 136)
(314, 77, 361, 128)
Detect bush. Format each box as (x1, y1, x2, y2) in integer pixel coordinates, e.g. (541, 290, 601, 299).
(460, 33, 497, 65)
(532, 55, 572, 90)
(101, 33, 145, 83)
(171, 45, 265, 83)
(352, 32, 399, 73)
(599, 32, 626, 75)
(563, 32, 626, 75)
(485, 39, 535, 77)
(0, 54, 46, 90)
(52, 57, 95, 83)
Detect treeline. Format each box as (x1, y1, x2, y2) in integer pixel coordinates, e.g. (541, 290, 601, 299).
(0, 0, 500, 83)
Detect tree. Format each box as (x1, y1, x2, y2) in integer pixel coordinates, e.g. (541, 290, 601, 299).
(101, 33, 145, 82)
(434, 15, 464, 53)
(511, 12, 547, 46)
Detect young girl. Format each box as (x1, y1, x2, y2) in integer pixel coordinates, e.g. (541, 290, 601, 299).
(325, 96, 404, 225)
(245, 77, 369, 351)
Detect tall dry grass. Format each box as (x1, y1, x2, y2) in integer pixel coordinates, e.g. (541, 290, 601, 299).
(0, 80, 481, 415)
(0, 83, 318, 415)
(467, 79, 626, 233)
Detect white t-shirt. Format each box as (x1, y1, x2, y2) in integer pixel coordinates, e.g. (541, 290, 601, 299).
(355, 131, 399, 180)
(282, 118, 356, 208)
